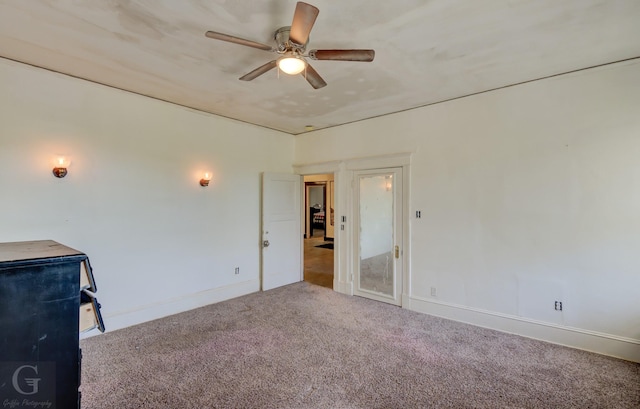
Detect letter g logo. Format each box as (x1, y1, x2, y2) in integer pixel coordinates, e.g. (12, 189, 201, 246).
(11, 365, 41, 395)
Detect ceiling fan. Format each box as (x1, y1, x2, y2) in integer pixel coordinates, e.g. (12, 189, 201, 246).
(205, 1, 375, 89)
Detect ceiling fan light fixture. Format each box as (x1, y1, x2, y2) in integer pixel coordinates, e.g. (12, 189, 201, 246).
(277, 55, 306, 75)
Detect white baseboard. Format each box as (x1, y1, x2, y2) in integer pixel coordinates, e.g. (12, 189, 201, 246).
(82, 279, 260, 339)
(405, 295, 640, 363)
(81, 280, 639, 363)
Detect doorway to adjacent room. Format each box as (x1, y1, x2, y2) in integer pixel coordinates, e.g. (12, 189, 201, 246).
(303, 174, 335, 289)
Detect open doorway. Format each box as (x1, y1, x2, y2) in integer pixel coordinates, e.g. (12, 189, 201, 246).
(303, 174, 335, 289)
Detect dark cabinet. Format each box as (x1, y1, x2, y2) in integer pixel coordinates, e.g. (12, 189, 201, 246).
(0, 240, 100, 409)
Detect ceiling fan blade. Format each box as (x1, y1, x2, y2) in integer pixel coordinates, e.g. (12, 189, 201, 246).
(308, 49, 375, 62)
(289, 2, 319, 46)
(205, 31, 273, 51)
(240, 60, 278, 81)
(302, 63, 327, 89)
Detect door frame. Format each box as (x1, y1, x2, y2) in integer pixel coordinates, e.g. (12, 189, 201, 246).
(294, 152, 411, 304)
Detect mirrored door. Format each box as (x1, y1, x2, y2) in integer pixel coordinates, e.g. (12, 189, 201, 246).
(353, 168, 403, 305)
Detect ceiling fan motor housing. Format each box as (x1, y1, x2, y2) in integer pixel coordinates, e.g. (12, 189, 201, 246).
(275, 26, 307, 54)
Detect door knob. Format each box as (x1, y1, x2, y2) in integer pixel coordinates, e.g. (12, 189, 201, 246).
(263, 240, 270, 248)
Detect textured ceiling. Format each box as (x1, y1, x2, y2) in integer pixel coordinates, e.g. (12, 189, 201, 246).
(1, 1, 639, 135)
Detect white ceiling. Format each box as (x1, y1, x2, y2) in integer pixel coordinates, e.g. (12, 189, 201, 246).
(1, 1, 639, 135)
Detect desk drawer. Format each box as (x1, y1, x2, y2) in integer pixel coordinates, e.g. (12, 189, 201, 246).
(80, 259, 96, 292)
(80, 290, 105, 333)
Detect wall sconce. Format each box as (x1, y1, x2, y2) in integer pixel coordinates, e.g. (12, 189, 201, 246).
(200, 172, 212, 187)
(52, 157, 70, 178)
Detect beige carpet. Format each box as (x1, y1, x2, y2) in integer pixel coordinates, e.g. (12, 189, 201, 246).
(80, 282, 640, 408)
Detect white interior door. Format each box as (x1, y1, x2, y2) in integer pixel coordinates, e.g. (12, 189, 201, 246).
(262, 172, 302, 291)
(353, 168, 403, 305)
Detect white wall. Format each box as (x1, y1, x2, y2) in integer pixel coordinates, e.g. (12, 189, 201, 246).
(0, 58, 294, 333)
(3, 55, 638, 361)
(295, 60, 640, 361)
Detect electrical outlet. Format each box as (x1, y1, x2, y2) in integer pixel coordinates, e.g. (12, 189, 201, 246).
(430, 287, 436, 297)
(234, 267, 240, 275)
(554, 301, 563, 311)
(416, 210, 422, 218)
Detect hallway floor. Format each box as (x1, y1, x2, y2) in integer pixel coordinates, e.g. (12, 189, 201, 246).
(303, 229, 334, 289)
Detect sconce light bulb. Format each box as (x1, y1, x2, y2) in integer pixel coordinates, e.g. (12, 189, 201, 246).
(55, 157, 70, 167)
(53, 156, 70, 178)
(200, 172, 212, 187)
